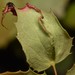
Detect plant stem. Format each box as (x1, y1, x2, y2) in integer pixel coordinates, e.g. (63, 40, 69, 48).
(52, 64, 57, 75)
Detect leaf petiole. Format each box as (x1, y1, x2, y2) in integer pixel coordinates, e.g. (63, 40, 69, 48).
(52, 63, 57, 75)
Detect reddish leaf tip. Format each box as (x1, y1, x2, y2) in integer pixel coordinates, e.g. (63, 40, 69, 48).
(3, 2, 17, 16)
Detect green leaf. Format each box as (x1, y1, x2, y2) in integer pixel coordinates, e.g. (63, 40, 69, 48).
(66, 64, 75, 75)
(1, 69, 47, 75)
(14, 4, 72, 72)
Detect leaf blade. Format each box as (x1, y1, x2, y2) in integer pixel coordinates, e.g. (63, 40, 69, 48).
(15, 6, 72, 72)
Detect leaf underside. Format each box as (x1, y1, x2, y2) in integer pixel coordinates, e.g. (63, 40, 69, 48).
(15, 7, 72, 71)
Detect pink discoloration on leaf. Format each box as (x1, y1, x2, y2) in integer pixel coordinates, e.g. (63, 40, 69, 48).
(2, 2, 43, 17)
(26, 3, 41, 13)
(19, 6, 29, 12)
(1, 2, 17, 29)
(1, 3, 39, 28)
(19, 3, 43, 15)
(2, 2, 45, 32)
(2, 2, 48, 35)
(3, 2, 17, 16)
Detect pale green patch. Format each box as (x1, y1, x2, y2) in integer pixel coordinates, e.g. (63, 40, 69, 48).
(42, 11, 72, 63)
(15, 8, 72, 72)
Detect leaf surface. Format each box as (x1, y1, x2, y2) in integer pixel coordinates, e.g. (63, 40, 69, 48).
(14, 4, 72, 72)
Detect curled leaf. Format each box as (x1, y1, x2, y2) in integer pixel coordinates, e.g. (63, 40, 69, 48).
(3, 3, 72, 72)
(15, 3, 72, 71)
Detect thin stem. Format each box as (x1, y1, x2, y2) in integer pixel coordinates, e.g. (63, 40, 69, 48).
(52, 64, 57, 75)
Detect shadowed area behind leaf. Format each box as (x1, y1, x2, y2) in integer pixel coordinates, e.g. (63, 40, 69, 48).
(0, 38, 29, 73)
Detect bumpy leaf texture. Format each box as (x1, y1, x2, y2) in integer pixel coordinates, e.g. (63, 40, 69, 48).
(66, 64, 75, 75)
(2, 2, 72, 73)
